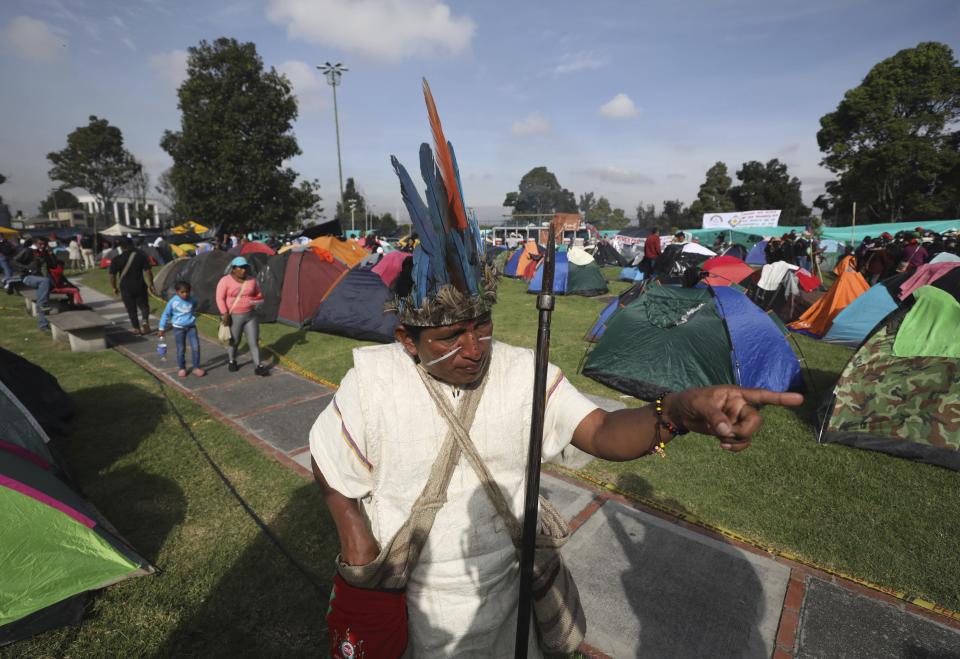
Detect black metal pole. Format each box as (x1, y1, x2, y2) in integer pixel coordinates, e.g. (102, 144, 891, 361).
(515, 227, 556, 657)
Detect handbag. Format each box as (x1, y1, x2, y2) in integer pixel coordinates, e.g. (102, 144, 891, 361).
(415, 367, 587, 654)
(218, 280, 247, 344)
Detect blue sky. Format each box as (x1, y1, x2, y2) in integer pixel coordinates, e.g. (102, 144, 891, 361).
(1, 0, 958, 224)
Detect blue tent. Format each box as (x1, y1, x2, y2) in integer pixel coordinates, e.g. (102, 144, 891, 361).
(745, 240, 767, 265)
(528, 252, 609, 296)
(618, 267, 645, 282)
(308, 268, 398, 343)
(528, 251, 569, 293)
(503, 248, 523, 277)
(822, 282, 898, 346)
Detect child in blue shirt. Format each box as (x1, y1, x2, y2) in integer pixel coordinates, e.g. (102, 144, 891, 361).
(158, 281, 204, 378)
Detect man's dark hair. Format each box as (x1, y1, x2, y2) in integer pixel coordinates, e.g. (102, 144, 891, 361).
(403, 324, 424, 342)
(650, 226, 659, 234)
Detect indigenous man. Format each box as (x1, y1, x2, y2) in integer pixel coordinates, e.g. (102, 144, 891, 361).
(309, 82, 803, 658)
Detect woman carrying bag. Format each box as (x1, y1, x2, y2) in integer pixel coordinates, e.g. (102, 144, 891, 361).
(216, 256, 269, 376)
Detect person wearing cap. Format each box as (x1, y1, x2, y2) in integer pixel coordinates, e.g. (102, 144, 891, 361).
(216, 256, 267, 376)
(109, 236, 157, 335)
(309, 82, 804, 658)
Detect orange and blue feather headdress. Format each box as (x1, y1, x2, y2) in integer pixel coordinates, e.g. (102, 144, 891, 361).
(388, 79, 497, 327)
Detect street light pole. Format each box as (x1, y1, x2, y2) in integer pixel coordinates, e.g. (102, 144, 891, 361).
(317, 62, 348, 211)
(348, 199, 357, 234)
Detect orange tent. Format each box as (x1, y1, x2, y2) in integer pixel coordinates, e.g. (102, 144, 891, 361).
(307, 236, 369, 268)
(516, 240, 542, 281)
(833, 255, 857, 276)
(788, 269, 869, 337)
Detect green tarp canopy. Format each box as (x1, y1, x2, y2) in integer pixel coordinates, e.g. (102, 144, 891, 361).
(819, 219, 960, 245)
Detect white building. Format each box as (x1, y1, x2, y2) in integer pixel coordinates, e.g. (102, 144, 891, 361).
(75, 194, 163, 229)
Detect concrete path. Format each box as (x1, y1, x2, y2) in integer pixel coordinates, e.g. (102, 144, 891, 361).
(74, 280, 960, 658)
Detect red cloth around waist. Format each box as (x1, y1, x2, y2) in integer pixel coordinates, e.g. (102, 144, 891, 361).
(327, 573, 408, 659)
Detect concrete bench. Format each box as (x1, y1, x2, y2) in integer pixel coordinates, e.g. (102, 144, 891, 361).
(49, 310, 110, 352)
(20, 289, 70, 317)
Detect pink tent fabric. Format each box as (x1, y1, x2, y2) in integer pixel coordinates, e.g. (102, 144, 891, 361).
(898, 262, 960, 300)
(372, 251, 410, 287)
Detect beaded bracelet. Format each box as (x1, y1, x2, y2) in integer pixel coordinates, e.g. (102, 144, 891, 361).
(650, 392, 690, 458)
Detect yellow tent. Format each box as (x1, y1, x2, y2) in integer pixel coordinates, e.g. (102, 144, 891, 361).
(170, 243, 197, 257)
(170, 220, 210, 235)
(0, 226, 19, 240)
(307, 236, 369, 268)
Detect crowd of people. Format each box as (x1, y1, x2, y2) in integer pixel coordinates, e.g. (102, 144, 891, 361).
(853, 228, 958, 283)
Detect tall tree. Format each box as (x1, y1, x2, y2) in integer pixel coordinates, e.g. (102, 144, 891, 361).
(578, 192, 596, 216)
(124, 168, 153, 225)
(39, 189, 81, 215)
(295, 178, 324, 226)
(635, 201, 657, 228)
(161, 38, 308, 232)
(688, 161, 735, 223)
(584, 196, 629, 230)
(502, 166, 577, 217)
(336, 177, 366, 229)
(375, 212, 399, 235)
(47, 115, 141, 229)
(660, 199, 696, 230)
(817, 42, 960, 223)
(730, 159, 811, 226)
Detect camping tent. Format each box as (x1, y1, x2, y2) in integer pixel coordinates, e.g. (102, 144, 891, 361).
(653, 243, 716, 280)
(239, 241, 276, 257)
(99, 223, 142, 237)
(819, 285, 960, 471)
(745, 240, 767, 265)
(0, 227, 20, 240)
(527, 248, 608, 296)
(153, 257, 194, 300)
(583, 285, 801, 400)
(371, 250, 410, 288)
(169, 220, 209, 235)
(502, 241, 542, 279)
(307, 236, 369, 268)
(592, 241, 628, 267)
(823, 264, 960, 346)
(787, 269, 869, 337)
(277, 251, 349, 327)
(308, 268, 398, 342)
(618, 267, 645, 282)
(0, 347, 74, 439)
(701, 255, 753, 287)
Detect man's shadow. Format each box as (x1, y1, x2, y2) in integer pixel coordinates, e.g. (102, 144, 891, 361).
(155, 482, 341, 658)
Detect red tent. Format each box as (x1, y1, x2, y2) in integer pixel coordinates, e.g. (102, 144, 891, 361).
(276, 251, 348, 326)
(240, 241, 276, 256)
(702, 255, 753, 287)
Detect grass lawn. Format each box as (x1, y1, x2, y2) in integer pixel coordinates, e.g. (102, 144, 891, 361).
(13, 260, 960, 656)
(0, 294, 339, 657)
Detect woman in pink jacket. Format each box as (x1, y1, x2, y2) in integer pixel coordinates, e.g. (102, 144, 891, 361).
(216, 256, 269, 376)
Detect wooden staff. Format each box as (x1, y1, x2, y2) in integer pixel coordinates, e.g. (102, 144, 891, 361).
(515, 226, 557, 657)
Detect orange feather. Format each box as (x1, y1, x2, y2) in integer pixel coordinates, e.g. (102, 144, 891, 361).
(422, 78, 468, 231)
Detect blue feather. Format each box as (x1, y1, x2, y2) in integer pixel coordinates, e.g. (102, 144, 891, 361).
(419, 145, 452, 294)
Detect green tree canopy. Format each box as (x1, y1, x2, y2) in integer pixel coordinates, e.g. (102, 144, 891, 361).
(660, 199, 697, 230)
(502, 166, 577, 216)
(817, 42, 960, 223)
(161, 38, 310, 232)
(47, 115, 141, 225)
(635, 201, 657, 229)
(39, 189, 80, 215)
(730, 159, 811, 226)
(336, 177, 366, 229)
(584, 195, 629, 230)
(688, 161, 735, 222)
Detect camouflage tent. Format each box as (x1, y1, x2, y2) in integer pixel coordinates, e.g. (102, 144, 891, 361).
(819, 284, 960, 470)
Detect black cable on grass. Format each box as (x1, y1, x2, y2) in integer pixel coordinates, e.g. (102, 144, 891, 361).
(141, 367, 329, 597)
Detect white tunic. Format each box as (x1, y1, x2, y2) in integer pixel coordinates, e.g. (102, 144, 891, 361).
(309, 341, 597, 657)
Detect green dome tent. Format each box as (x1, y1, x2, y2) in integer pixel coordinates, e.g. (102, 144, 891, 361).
(819, 283, 960, 471)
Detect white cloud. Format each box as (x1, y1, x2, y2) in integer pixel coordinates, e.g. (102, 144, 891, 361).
(581, 166, 654, 185)
(2, 16, 67, 63)
(553, 51, 609, 76)
(598, 93, 640, 119)
(266, 0, 475, 61)
(277, 60, 328, 112)
(148, 49, 189, 87)
(511, 113, 550, 136)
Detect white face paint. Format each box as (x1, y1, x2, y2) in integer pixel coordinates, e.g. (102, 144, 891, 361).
(423, 345, 461, 366)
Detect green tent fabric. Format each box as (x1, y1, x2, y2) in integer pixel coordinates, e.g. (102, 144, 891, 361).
(893, 286, 960, 358)
(583, 286, 735, 399)
(566, 262, 609, 296)
(822, 310, 960, 470)
(0, 449, 154, 638)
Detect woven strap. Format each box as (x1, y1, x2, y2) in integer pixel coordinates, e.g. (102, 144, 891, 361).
(118, 251, 137, 285)
(336, 370, 487, 590)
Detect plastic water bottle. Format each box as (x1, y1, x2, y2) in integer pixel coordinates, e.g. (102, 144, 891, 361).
(157, 340, 167, 361)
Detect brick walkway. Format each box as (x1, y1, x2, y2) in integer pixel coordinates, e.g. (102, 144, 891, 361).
(76, 280, 960, 658)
